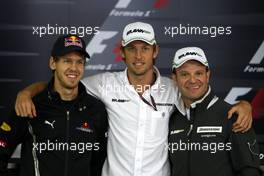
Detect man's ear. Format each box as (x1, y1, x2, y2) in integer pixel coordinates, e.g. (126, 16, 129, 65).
(153, 44, 159, 59)
(206, 69, 211, 83)
(171, 73, 176, 81)
(49, 57, 56, 70)
(120, 47, 125, 60)
(171, 72, 178, 86)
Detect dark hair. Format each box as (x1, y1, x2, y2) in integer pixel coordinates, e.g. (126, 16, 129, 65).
(52, 56, 60, 62)
(51, 56, 59, 74)
(50, 53, 86, 74)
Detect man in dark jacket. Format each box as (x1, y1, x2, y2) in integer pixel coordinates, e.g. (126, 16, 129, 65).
(169, 47, 262, 176)
(0, 34, 108, 176)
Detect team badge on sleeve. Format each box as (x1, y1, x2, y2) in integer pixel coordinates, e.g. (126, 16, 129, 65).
(0, 122, 11, 132)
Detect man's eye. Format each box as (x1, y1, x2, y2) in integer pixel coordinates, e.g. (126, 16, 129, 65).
(77, 60, 85, 65)
(180, 73, 188, 77)
(142, 47, 150, 51)
(127, 47, 135, 51)
(64, 59, 71, 63)
(196, 72, 204, 76)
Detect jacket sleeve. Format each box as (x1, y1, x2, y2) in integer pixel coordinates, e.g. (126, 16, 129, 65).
(91, 104, 109, 176)
(0, 110, 29, 175)
(229, 126, 262, 176)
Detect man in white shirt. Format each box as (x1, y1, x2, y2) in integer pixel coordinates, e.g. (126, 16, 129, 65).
(82, 22, 176, 176)
(15, 22, 252, 176)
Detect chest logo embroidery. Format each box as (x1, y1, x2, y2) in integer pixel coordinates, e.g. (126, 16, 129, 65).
(197, 126, 222, 133)
(170, 129, 184, 135)
(76, 122, 93, 133)
(0, 122, 11, 132)
(44, 120, 56, 129)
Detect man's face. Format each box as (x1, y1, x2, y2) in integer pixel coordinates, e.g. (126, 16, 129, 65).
(173, 60, 210, 103)
(122, 40, 158, 77)
(50, 51, 85, 90)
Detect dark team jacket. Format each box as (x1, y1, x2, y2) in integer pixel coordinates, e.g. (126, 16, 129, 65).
(0, 78, 108, 176)
(169, 92, 262, 176)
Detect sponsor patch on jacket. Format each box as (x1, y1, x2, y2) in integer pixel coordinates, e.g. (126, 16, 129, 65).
(197, 126, 222, 133)
(76, 122, 93, 133)
(201, 134, 217, 138)
(0, 122, 11, 132)
(170, 129, 184, 135)
(0, 140, 7, 147)
(112, 98, 130, 103)
(44, 120, 56, 129)
(156, 103, 173, 107)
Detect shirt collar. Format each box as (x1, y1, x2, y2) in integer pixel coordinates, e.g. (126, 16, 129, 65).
(176, 86, 211, 116)
(190, 86, 211, 108)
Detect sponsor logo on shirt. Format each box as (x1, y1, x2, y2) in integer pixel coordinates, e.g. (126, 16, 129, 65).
(201, 134, 217, 138)
(0, 140, 7, 147)
(112, 98, 130, 103)
(156, 103, 173, 107)
(197, 126, 222, 133)
(44, 120, 56, 129)
(170, 129, 184, 135)
(0, 122, 11, 132)
(76, 122, 93, 133)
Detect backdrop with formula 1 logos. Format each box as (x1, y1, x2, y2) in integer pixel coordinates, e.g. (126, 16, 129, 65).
(0, 0, 263, 174)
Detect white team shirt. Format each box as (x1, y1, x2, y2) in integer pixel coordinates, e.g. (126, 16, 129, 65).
(82, 67, 178, 176)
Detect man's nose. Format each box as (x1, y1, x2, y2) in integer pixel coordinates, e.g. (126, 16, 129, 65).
(189, 75, 197, 83)
(69, 62, 78, 70)
(135, 49, 142, 59)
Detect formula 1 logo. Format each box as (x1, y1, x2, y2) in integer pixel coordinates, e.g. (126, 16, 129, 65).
(153, 0, 170, 9)
(112, 41, 123, 63)
(224, 87, 252, 104)
(115, 0, 170, 9)
(85, 31, 118, 71)
(110, 0, 153, 17)
(87, 0, 171, 61)
(115, 0, 132, 8)
(87, 33, 123, 63)
(86, 31, 118, 57)
(244, 41, 264, 73)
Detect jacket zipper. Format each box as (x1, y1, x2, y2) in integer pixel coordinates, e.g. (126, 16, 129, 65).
(187, 123, 193, 176)
(28, 123, 41, 176)
(64, 110, 70, 176)
(187, 108, 195, 176)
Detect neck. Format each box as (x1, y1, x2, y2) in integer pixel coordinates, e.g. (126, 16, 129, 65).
(54, 82, 78, 101)
(182, 98, 193, 108)
(59, 88, 78, 101)
(127, 68, 156, 95)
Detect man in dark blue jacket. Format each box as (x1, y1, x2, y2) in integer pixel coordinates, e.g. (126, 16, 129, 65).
(0, 34, 108, 176)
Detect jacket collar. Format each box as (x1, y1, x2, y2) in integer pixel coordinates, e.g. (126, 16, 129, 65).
(177, 86, 219, 116)
(46, 77, 87, 104)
